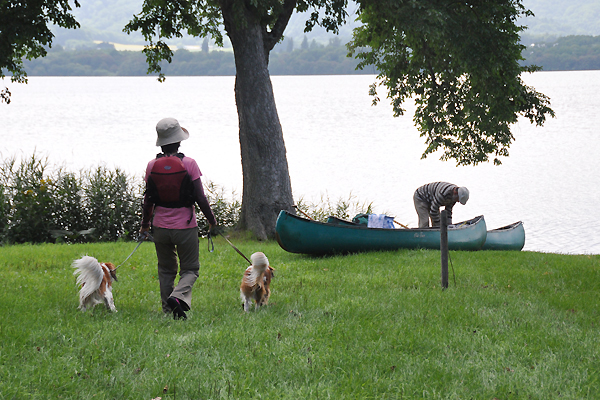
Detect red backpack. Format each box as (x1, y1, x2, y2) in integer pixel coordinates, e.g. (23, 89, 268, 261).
(146, 153, 195, 208)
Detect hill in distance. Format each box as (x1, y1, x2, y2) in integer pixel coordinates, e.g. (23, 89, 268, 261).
(51, 0, 600, 50)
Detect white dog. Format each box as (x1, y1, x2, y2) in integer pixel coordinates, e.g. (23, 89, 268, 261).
(72, 256, 118, 312)
(240, 252, 274, 312)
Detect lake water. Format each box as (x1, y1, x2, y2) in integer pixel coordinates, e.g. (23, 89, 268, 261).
(2, 71, 599, 254)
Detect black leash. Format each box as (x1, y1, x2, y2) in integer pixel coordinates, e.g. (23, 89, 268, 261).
(208, 231, 252, 265)
(207, 231, 215, 253)
(115, 232, 153, 270)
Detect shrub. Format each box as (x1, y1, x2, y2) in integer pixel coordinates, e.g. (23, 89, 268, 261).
(0, 160, 13, 243)
(83, 166, 142, 242)
(196, 180, 241, 237)
(0, 154, 143, 244)
(49, 170, 88, 242)
(2, 154, 55, 243)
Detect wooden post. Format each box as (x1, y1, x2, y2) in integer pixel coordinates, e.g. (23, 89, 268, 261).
(440, 210, 449, 289)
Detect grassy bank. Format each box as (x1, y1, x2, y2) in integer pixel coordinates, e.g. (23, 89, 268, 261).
(1, 239, 599, 399)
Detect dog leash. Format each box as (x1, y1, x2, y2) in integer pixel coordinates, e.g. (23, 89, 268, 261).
(208, 231, 252, 265)
(115, 232, 153, 270)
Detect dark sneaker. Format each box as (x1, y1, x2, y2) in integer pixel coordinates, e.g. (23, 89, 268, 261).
(167, 297, 187, 320)
(179, 299, 190, 311)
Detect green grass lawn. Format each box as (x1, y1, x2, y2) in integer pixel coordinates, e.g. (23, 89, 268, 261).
(1, 238, 599, 399)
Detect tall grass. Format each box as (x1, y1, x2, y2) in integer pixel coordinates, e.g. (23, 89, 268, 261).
(295, 192, 374, 222)
(0, 241, 598, 399)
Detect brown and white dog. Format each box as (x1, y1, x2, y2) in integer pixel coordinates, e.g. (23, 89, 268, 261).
(72, 256, 118, 312)
(240, 252, 274, 312)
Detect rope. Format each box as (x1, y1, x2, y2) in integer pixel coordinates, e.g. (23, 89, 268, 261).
(209, 231, 251, 265)
(115, 232, 153, 270)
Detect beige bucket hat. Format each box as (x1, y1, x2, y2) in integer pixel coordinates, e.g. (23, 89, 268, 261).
(156, 117, 189, 146)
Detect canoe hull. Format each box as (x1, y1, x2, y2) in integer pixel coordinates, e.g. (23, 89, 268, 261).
(482, 221, 525, 251)
(276, 211, 487, 255)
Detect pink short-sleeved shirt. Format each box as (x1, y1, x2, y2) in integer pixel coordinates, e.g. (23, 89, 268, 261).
(145, 156, 202, 229)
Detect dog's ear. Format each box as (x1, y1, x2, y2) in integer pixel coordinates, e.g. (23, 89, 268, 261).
(268, 265, 274, 277)
(105, 262, 118, 282)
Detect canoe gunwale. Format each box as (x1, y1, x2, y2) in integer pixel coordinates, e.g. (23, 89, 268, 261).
(488, 221, 523, 232)
(325, 214, 484, 231)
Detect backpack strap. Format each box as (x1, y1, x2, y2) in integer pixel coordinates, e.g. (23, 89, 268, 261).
(156, 152, 186, 159)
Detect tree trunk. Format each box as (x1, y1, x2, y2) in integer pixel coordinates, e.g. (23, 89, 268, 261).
(224, 8, 294, 240)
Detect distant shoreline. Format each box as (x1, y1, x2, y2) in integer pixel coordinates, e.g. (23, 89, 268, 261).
(19, 34, 600, 77)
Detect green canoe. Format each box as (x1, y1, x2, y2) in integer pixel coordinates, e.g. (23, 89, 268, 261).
(275, 210, 488, 255)
(482, 221, 525, 251)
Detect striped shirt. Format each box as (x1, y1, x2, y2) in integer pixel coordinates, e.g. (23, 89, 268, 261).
(414, 182, 458, 226)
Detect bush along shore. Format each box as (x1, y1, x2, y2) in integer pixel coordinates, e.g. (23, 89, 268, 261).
(0, 154, 143, 244)
(0, 153, 373, 244)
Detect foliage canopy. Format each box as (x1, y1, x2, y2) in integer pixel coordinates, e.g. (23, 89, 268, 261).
(124, 0, 555, 167)
(0, 0, 80, 103)
(349, 0, 555, 165)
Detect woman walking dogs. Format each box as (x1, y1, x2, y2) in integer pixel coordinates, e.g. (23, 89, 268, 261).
(140, 117, 217, 320)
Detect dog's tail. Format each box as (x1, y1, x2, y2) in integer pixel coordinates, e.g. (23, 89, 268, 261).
(72, 256, 103, 301)
(246, 252, 269, 284)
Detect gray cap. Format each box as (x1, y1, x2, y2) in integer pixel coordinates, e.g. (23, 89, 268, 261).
(458, 187, 469, 205)
(155, 117, 189, 146)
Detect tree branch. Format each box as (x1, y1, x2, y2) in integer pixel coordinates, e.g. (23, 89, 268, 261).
(264, 0, 297, 52)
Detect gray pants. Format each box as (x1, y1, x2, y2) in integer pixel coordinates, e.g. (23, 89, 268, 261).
(152, 227, 200, 313)
(414, 192, 432, 228)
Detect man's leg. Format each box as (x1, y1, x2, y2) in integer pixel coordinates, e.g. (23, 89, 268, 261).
(413, 193, 431, 228)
